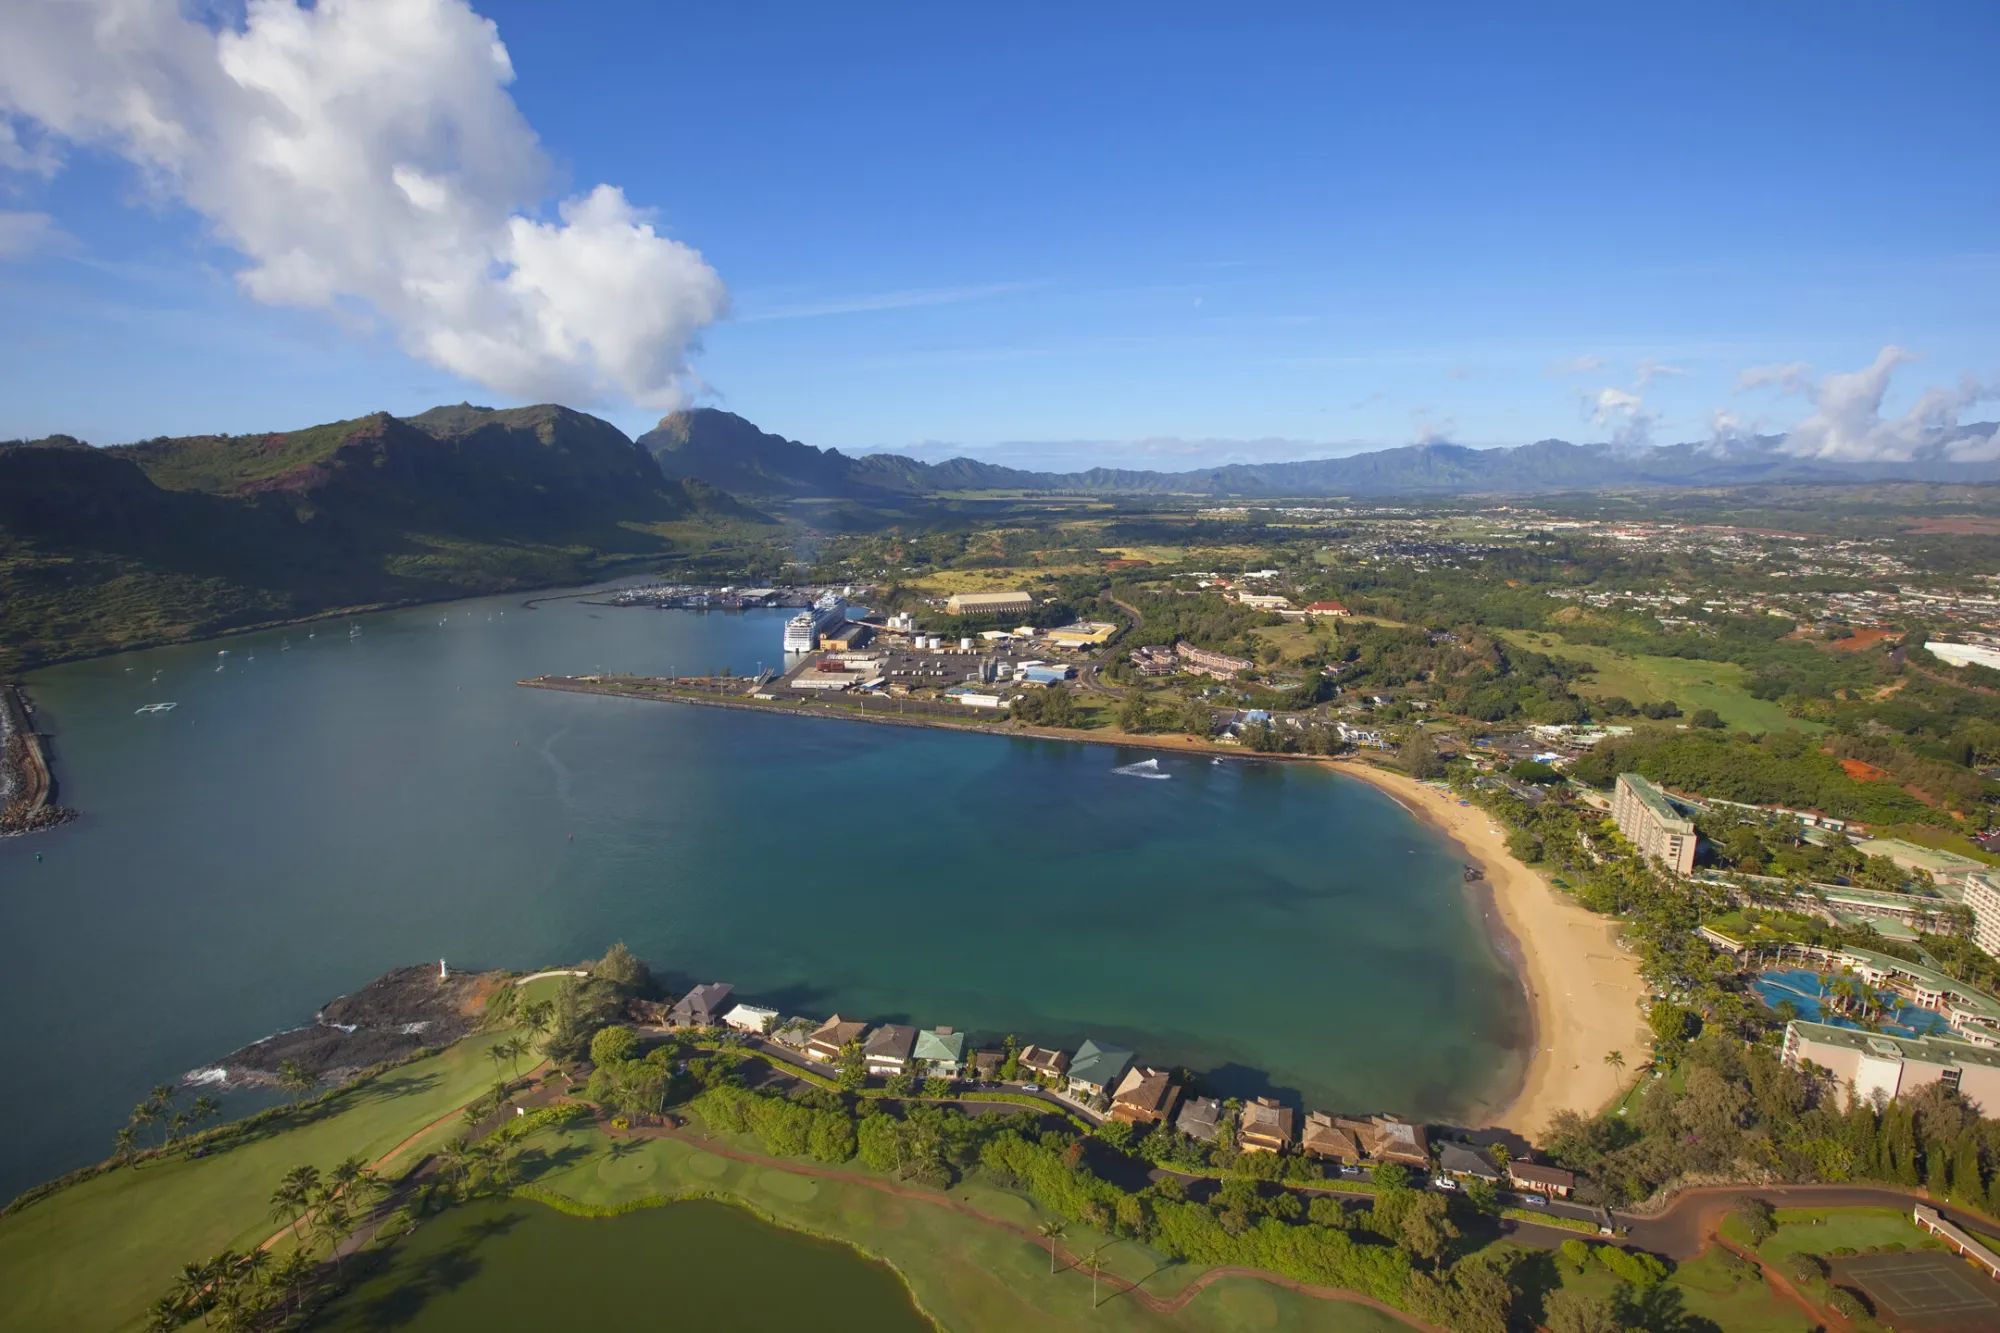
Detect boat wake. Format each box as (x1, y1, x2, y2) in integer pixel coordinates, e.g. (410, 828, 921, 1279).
(1113, 757, 1171, 780)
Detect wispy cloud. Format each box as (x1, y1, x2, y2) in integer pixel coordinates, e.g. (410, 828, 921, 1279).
(737, 281, 1029, 323)
(1546, 353, 1605, 377)
(0, 210, 73, 259)
(1634, 357, 1686, 388)
(1736, 360, 1815, 396)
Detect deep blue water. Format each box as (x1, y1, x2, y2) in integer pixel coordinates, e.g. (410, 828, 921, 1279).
(1755, 968, 1955, 1038)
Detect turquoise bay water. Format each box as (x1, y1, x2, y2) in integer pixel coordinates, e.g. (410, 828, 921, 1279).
(0, 589, 1526, 1200)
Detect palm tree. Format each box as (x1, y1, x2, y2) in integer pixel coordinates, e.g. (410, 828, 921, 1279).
(271, 1164, 320, 1247)
(1604, 1050, 1626, 1073)
(503, 1036, 530, 1076)
(276, 1059, 317, 1108)
(1039, 1220, 1066, 1275)
(190, 1096, 221, 1131)
(114, 1125, 138, 1159)
(488, 1042, 511, 1082)
(169, 1262, 210, 1327)
(1084, 1250, 1105, 1309)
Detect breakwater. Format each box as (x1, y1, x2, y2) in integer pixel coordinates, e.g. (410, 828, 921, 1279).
(0, 684, 70, 836)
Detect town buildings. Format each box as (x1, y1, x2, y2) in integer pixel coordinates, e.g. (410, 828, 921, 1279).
(1437, 1142, 1501, 1185)
(1175, 641, 1254, 680)
(1507, 1160, 1577, 1198)
(1612, 772, 1698, 875)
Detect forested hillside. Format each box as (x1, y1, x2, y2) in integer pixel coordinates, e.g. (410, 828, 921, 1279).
(0, 405, 767, 672)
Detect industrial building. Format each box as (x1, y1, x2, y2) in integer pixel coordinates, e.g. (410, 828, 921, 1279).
(1612, 772, 1698, 875)
(945, 591, 1033, 617)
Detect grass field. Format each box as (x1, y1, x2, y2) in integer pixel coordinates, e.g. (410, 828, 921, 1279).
(504, 1122, 1412, 1333)
(0, 1028, 524, 1333)
(1498, 630, 1819, 733)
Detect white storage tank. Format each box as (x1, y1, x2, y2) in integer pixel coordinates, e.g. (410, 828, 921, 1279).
(959, 637, 974, 651)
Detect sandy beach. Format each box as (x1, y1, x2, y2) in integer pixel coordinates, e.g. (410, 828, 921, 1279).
(1331, 761, 1650, 1138)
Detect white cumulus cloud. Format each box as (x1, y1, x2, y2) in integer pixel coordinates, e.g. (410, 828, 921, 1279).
(1776, 346, 1996, 462)
(0, 0, 727, 409)
(1736, 361, 1815, 396)
(1587, 385, 1658, 448)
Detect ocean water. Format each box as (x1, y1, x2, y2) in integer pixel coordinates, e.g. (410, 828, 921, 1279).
(0, 587, 1527, 1200)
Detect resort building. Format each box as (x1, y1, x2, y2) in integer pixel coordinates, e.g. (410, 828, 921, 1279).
(805, 1015, 869, 1063)
(1108, 1067, 1181, 1125)
(912, 1027, 965, 1080)
(1612, 772, 1698, 875)
(1066, 1039, 1134, 1101)
(1300, 1112, 1362, 1163)
(1238, 1097, 1296, 1154)
(721, 1003, 777, 1034)
(1018, 1045, 1069, 1083)
(1507, 1160, 1577, 1199)
(666, 982, 734, 1028)
(946, 591, 1033, 617)
(1175, 642, 1255, 680)
(1965, 871, 2000, 959)
(1782, 1019, 2000, 1107)
(1175, 1096, 1222, 1143)
(863, 1023, 918, 1078)
(1305, 601, 1351, 617)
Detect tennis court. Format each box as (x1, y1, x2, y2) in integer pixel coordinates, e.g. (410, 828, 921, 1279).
(1838, 1252, 2000, 1332)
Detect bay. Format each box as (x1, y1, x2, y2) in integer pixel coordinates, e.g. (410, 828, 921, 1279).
(0, 587, 1527, 1201)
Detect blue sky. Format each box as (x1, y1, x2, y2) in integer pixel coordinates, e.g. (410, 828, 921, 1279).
(2, 3, 1996, 467)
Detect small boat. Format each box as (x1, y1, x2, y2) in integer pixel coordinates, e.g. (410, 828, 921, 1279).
(135, 702, 178, 714)
(1113, 757, 1171, 780)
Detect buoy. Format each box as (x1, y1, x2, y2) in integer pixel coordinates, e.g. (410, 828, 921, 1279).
(568, 832, 574, 841)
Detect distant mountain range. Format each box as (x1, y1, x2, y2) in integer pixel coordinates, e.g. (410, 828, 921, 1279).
(0, 403, 761, 670)
(642, 408, 2000, 500)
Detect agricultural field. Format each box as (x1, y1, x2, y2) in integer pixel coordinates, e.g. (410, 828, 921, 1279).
(1498, 630, 1816, 733)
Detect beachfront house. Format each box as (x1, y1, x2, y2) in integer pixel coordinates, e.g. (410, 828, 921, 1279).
(805, 1015, 869, 1063)
(1507, 1160, 1577, 1199)
(666, 982, 734, 1028)
(1438, 1142, 1501, 1184)
(1300, 1112, 1362, 1163)
(912, 1027, 966, 1080)
(1175, 1096, 1222, 1143)
(1066, 1039, 1134, 1102)
(1109, 1067, 1180, 1125)
(722, 1003, 778, 1035)
(1018, 1044, 1070, 1084)
(1361, 1115, 1431, 1167)
(864, 1023, 918, 1078)
(971, 1050, 1005, 1082)
(1238, 1097, 1296, 1154)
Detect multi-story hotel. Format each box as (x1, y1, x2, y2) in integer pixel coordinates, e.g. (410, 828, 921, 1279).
(1966, 871, 2000, 960)
(1612, 772, 1697, 875)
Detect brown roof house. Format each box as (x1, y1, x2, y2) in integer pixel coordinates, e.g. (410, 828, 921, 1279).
(666, 982, 734, 1028)
(1238, 1097, 1296, 1154)
(1109, 1067, 1181, 1125)
(1358, 1115, 1429, 1167)
(1437, 1142, 1501, 1183)
(971, 1050, 1005, 1082)
(864, 1023, 918, 1078)
(805, 1015, 869, 1063)
(1018, 1045, 1069, 1083)
(1507, 1160, 1577, 1198)
(1300, 1112, 1362, 1163)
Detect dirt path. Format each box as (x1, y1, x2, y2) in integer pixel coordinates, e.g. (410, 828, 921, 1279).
(1712, 1233, 1853, 1331)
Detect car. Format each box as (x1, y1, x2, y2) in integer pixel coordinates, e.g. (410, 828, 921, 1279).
(1518, 1193, 1548, 1208)
(1432, 1176, 1458, 1192)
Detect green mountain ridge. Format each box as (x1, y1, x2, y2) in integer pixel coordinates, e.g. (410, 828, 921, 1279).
(641, 407, 2000, 500)
(0, 404, 768, 673)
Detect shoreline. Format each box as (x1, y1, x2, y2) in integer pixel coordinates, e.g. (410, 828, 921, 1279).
(1326, 761, 1648, 1137)
(0, 683, 71, 837)
(523, 676, 1643, 1134)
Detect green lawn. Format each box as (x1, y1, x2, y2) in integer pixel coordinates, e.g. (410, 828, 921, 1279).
(508, 1122, 1410, 1333)
(1499, 630, 1819, 733)
(0, 1030, 522, 1333)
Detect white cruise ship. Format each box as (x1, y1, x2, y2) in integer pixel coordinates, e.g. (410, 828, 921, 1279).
(783, 592, 848, 653)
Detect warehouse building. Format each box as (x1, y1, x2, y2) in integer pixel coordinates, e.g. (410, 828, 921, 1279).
(946, 591, 1033, 617)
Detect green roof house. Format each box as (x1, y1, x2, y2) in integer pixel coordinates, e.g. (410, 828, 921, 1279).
(912, 1026, 966, 1079)
(1067, 1039, 1134, 1100)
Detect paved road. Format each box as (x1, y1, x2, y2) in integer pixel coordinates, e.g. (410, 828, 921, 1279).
(1613, 1183, 1986, 1260)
